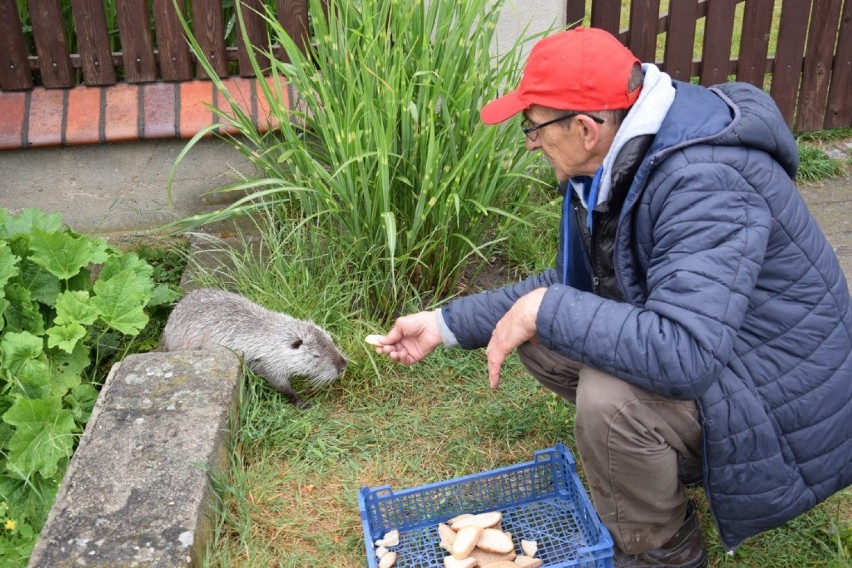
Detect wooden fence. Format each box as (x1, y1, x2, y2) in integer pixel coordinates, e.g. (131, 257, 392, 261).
(0, 0, 315, 86)
(0, 0, 850, 132)
(566, 0, 851, 132)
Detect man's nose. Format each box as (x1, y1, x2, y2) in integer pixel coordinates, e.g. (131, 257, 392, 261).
(525, 137, 540, 151)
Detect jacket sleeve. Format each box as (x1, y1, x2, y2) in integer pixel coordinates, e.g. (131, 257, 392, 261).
(538, 158, 772, 399)
(442, 268, 559, 349)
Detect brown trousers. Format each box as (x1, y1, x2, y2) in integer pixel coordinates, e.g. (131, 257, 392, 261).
(517, 342, 703, 554)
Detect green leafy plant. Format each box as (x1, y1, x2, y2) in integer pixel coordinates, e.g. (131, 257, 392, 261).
(0, 208, 176, 564)
(171, 0, 547, 319)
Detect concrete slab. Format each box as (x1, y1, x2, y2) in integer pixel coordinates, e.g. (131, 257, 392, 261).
(28, 349, 241, 568)
(799, 175, 852, 284)
(0, 138, 257, 235)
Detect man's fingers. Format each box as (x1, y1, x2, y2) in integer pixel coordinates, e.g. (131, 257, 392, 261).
(486, 345, 507, 390)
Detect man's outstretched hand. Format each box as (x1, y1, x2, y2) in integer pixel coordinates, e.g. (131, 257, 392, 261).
(486, 288, 546, 389)
(373, 310, 443, 366)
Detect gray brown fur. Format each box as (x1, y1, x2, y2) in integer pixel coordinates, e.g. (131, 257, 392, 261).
(162, 288, 347, 408)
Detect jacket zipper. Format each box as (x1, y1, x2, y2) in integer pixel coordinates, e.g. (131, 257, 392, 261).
(573, 201, 600, 294)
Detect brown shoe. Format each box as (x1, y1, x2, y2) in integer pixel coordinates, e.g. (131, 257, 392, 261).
(614, 503, 708, 568)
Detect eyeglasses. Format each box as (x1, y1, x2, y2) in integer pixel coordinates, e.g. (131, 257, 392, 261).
(521, 112, 605, 141)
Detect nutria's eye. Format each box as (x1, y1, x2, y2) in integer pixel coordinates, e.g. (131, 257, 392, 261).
(290, 339, 303, 349)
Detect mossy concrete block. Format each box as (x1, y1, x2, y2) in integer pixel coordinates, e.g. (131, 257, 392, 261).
(28, 349, 241, 567)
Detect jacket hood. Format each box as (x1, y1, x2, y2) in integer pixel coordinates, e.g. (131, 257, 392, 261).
(619, 81, 799, 219)
(647, 81, 799, 179)
(709, 82, 799, 178)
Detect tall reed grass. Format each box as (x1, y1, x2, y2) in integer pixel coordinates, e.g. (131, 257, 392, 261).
(171, 0, 547, 320)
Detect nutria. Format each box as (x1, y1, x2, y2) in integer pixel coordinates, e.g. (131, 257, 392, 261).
(162, 288, 347, 408)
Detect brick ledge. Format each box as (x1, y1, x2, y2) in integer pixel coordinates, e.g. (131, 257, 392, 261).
(0, 77, 290, 150)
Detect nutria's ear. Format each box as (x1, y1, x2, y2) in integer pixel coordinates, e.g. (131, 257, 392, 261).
(290, 339, 303, 349)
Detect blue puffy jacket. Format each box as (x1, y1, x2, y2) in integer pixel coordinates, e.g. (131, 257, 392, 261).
(442, 81, 852, 550)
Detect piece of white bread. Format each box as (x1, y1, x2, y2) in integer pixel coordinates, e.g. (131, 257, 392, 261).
(438, 523, 457, 552)
(365, 334, 385, 346)
(452, 526, 485, 559)
(513, 556, 543, 567)
(470, 547, 516, 565)
(448, 513, 475, 525)
(375, 529, 399, 548)
(476, 528, 514, 554)
(520, 539, 537, 558)
(378, 550, 397, 568)
(444, 556, 479, 568)
(478, 561, 516, 568)
(450, 511, 503, 530)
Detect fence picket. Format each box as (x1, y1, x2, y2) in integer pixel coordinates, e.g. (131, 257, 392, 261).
(700, 0, 737, 85)
(0, 0, 33, 89)
(152, 0, 194, 81)
(771, 1, 810, 125)
(70, 0, 116, 85)
(590, 0, 622, 37)
(29, 0, 75, 87)
(824, 0, 851, 129)
(237, 0, 270, 76)
(276, 0, 309, 64)
(115, 0, 157, 82)
(566, 0, 585, 27)
(736, 0, 774, 87)
(627, 0, 661, 63)
(796, 0, 844, 131)
(662, 1, 697, 81)
(190, 0, 228, 77)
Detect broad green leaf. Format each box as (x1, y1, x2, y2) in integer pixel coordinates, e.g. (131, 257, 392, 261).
(65, 383, 99, 423)
(149, 284, 180, 307)
(1, 331, 44, 375)
(1, 330, 51, 399)
(0, 209, 63, 240)
(18, 259, 60, 306)
(50, 341, 91, 378)
(27, 230, 101, 281)
(2, 285, 44, 336)
(3, 395, 72, 428)
(50, 371, 82, 398)
(87, 237, 111, 265)
(66, 266, 93, 293)
(98, 251, 153, 284)
(0, 242, 20, 289)
(46, 322, 86, 354)
(13, 371, 52, 400)
(3, 396, 76, 480)
(0, 471, 61, 523)
(53, 290, 97, 326)
(91, 271, 149, 335)
(0, 419, 13, 452)
(0, 298, 8, 333)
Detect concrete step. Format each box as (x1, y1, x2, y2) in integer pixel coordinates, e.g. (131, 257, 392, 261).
(28, 349, 241, 567)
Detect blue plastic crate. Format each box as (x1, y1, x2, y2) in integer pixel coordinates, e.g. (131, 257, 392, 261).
(358, 443, 614, 568)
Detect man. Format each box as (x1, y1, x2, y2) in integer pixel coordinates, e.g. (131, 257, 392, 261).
(373, 27, 852, 568)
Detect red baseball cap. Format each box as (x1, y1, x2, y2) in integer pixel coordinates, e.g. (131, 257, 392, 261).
(480, 27, 642, 124)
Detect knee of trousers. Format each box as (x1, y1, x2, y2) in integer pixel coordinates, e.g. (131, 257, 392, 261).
(574, 368, 645, 431)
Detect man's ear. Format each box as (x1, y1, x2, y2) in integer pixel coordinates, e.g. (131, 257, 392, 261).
(576, 114, 602, 151)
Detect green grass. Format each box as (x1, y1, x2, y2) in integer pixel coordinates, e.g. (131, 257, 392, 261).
(192, 209, 851, 567)
(796, 128, 852, 183)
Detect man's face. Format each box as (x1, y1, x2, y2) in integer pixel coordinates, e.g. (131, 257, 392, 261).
(522, 106, 608, 182)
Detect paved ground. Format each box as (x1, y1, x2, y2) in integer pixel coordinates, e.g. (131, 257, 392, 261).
(799, 171, 852, 285)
